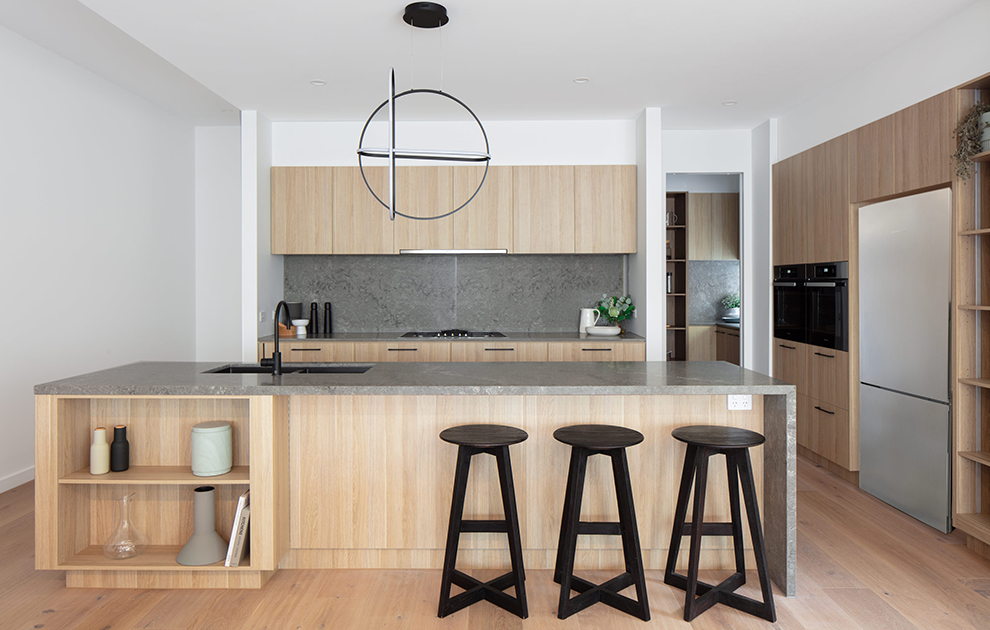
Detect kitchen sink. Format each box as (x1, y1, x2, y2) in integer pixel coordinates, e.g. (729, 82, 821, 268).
(205, 364, 372, 374)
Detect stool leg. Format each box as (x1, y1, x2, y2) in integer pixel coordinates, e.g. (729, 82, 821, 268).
(556, 447, 589, 620)
(553, 447, 581, 584)
(735, 449, 777, 622)
(495, 445, 528, 619)
(438, 446, 473, 618)
(664, 443, 699, 583)
(611, 448, 651, 621)
(683, 447, 711, 622)
(726, 450, 747, 577)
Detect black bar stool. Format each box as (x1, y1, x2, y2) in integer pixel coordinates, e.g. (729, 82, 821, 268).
(437, 424, 528, 619)
(664, 425, 776, 622)
(553, 424, 650, 621)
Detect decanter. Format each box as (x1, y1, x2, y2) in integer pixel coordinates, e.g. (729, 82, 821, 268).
(103, 493, 147, 559)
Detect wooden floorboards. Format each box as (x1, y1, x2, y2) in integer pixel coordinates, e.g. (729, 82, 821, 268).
(5, 457, 990, 628)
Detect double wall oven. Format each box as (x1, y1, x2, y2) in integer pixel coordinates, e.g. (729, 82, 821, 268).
(773, 261, 848, 351)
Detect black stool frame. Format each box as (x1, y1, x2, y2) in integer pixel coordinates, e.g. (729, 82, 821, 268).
(438, 444, 527, 619)
(554, 446, 650, 621)
(664, 443, 776, 622)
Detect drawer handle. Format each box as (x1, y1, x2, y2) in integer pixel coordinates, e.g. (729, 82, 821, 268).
(582, 348, 612, 352)
(290, 348, 319, 352)
(387, 348, 418, 352)
(814, 352, 835, 359)
(814, 405, 835, 415)
(484, 348, 514, 352)
(779, 344, 796, 350)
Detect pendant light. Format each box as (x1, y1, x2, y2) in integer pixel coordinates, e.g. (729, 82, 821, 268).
(356, 3, 491, 221)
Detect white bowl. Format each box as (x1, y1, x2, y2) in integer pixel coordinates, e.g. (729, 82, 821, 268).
(291, 319, 309, 327)
(586, 325, 621, 337)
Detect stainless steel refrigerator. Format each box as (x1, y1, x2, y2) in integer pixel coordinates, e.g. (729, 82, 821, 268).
(858, 188, 952, 533)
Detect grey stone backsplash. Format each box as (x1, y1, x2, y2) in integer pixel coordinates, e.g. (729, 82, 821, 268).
(688, 260, 740, 324)
(284, 255, 624, 332)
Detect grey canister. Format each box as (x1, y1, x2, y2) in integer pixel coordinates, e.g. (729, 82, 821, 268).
(175, 486, 228, 566)
(191, 421, 232, 476)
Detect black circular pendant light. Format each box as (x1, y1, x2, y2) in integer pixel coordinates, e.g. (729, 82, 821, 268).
(356, 3, 491, 222)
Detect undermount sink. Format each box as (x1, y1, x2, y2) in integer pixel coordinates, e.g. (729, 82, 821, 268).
(205, 364, 372, 375)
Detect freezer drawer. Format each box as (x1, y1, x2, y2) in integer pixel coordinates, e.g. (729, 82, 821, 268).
(859, 384, 950, 533)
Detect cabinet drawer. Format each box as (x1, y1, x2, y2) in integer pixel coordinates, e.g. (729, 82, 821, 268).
(547, 341, 645, 362)
(797, 395, 851, 469)
(773, 341, 808, 393)
(352, 342, 450, 362)
(807, 348, 849, 409)
(449, 342, 548, 362)
(274, 341, 355, 363)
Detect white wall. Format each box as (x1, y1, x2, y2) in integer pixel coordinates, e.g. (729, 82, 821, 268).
(661, 130, 762, 370)
(667, 173, 740, 193)
(0, 25, 196, 492)
(778, 0, 990, 159)
(750, 120, 777, 376)
(195, 127, 242, 361)
(272, 120, 637, 166)
(241, 111, 281, 361)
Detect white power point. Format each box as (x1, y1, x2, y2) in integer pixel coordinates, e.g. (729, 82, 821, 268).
(259, 311, 266, 323)
(727, 395, 752, 411)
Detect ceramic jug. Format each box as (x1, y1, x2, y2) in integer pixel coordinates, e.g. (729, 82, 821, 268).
(579, 308, 600, 334)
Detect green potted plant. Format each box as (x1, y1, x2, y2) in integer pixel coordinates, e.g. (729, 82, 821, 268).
(722, 292, 740, 320)
(596, 294, 635, 329)
(952, 102, 990, 181)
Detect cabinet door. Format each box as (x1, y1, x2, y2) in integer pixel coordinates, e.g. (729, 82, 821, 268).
(271, 167, 333, 254)
(849, 116, 895, 202)
(513, 166, 575, 253)
(688, 326, 716, 361)
(449, 341, 548, 362)
(800, 395, 851, 469)
(726, 330, 741, 366)
(452, 165, 512, 251)
(273, 341, 356, 363)
(813, 136, 849, 263)
(548, 342, 645, 361)
(574, 165, 637, 253)
(894, 91, 955, 192)
(393, 166, 454, 251)
(332, 166, 394, 255)
(773, 340, 808, 394)
(807, 347, 850, 410)
(687, 193, 713, 260)
(711, 193, 740, 260)
(352, 342, 450, 362)
(772, 156, 804, 265)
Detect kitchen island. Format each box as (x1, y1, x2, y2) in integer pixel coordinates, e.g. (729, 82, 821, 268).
(35, 360, 795, 595)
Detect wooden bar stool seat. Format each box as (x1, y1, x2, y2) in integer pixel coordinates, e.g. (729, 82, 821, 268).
(664, 425, 776, 622)
(437, 424, 528, 619)
(553, 424, 650, 621)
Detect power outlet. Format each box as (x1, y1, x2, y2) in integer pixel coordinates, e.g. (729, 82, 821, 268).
(259, 311, 266, 323)
(727, 395, 752, 411)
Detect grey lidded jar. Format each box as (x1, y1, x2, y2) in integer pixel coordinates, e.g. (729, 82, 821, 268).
(175, 486, 228, 566)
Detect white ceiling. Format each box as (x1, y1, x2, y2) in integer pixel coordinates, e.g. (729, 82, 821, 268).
(4, 0, 981, 127)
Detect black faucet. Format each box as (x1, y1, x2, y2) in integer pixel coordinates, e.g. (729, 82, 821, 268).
(268, 300, 289, 376)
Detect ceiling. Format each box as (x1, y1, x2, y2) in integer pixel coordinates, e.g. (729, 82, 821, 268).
(3, 0, 981, 128)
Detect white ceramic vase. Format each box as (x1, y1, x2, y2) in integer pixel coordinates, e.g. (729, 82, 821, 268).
(90, 428, 110, 475)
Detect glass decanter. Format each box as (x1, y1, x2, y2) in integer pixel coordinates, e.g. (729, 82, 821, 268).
(103, 492, 147, 559)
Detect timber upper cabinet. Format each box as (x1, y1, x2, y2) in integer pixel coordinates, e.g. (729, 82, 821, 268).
(271, 165, 636, 255)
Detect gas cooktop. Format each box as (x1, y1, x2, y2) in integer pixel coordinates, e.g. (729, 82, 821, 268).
(401, 330, 507, 338)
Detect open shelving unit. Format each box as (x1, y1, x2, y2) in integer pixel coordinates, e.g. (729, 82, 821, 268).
(35, 395, 289, 588)
(953, 71, 990, 557)
(666, 191, 689, 360)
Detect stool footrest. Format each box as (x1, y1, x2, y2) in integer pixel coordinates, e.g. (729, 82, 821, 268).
(678, 521, 735, 537)
(665, 570, 774, 621)
(558, 572, 648, 621)
(576, 520, 622, 536)
(442, 570, 525, 619)
(459, 519, 508, 533)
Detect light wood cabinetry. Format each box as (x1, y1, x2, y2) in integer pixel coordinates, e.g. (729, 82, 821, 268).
(772, 155, 803, 266)
(259, 340, 356, 363)
(393, 166, 454, 251)
(450, 341, 548, 362)
(512, 165, 575, 253)
(667, 192, 688, 360)
(333, 166, 394, 255)
(797, 395, 851, 471)
(547, 341, 646, 362)
(807, 348, 850, 410)
(687, 325, 715, 361)
(452, 165, 512, 251)
(893, 91, 955, 192)
(271, 167, 333, 255)
(34, 395, 289, 589)
(352, 341, 451, 363)
(849, 116, 896, 203)
(573, 165, 637, 253)
(814, 136, 850, 263)
(688, 193, 739, 260)
(772, 340, 809, 392)
(716, 325, 740, 366)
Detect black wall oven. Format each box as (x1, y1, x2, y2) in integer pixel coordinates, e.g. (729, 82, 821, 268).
(773, 264, 807, 343)
(773, 262, 848, 351)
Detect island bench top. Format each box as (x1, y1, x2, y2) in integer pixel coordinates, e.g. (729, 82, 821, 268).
(34, 360, 795, 397)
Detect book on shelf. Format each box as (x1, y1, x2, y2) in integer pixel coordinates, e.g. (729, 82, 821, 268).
(225, 490, 250, 567)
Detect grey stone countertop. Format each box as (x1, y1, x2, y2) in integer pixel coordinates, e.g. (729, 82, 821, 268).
(258, 331, 646, 342)
(35, 360, 791, 397)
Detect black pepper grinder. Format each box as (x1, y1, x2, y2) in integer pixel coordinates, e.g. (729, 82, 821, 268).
(308, 302, 319, 335)
(323, 302, 332, 335)
(110, 425, 129, 472)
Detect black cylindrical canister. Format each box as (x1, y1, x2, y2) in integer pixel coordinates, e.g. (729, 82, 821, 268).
(110, 425, 129, 472)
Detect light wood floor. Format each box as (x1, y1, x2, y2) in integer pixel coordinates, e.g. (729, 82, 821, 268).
(4, 457, 990, 629)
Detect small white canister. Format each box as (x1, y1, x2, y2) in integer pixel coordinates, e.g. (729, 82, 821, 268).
(191, 421, 233, 476)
